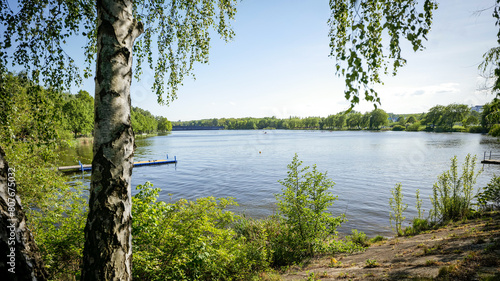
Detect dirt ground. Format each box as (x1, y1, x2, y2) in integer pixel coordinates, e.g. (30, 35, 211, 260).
(279, 212, 500, 280)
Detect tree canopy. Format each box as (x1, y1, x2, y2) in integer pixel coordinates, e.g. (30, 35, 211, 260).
(329, 0, 437, 108)
(0, 0, 238, 104)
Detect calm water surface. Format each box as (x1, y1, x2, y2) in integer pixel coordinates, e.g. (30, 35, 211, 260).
(61, 130, 500, 236)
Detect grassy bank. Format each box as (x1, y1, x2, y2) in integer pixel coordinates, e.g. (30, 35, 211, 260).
(278, 211, 500, 281)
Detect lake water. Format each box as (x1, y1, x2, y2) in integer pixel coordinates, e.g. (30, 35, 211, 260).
(61, 130, 500, 237)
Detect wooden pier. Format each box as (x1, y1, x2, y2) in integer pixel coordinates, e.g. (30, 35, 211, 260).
(481, 151, 500, 165)
(58, 156, 177, 172)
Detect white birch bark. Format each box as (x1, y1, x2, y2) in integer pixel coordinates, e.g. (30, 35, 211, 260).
(81, 0, 143, 279)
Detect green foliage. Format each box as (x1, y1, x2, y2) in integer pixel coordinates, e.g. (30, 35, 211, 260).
(2, 142, 88, 280)
(0, 1, 238, 104)
(369, 108, 389, 129)
(275, 154, 345, 260)
(62, 90, 94, 137)
(468, 125, 484, 134)
(404, 218, 431, 236)
(132, 1, 238, 104)
(416, 189, 424, 219)
(369, 235, 387, 244)
(346, 111, 364, 129)
(489, 124, 500, 137)
(424, 104, 472, 132)
(345, 229, 369, 247)
(430, 154, 482, 223)
(476, 175, 500, 210)
(481, 98, 500, 131)
(441, 104, 470, 129)
(406, 121, 420, 132)
(0, 1, 91, 90)
(389, 183, 407, 236)
(0, 72, 69, 145)
(0, 78, 88, 279)
(132, 107, 158, 134)
(364, 259, 379, 268)
(463, 115, 479, 128)
(327, 238, 366, 254)
(156, 116, 173, 132)
(328, 0, 437, 108)
(479, 1, 500, 96)
(392, 125, 405, 131)
(402, 188, 431, 236)
(132, 182, 257, 281)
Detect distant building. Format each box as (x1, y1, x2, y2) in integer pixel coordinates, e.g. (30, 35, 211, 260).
(471, 105, 484, 113)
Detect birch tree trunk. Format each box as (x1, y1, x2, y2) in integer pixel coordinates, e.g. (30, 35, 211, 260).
(81, 0, 143, 279)
(0, 146, 48, 280)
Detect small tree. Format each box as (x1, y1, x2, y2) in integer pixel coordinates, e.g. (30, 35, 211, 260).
(275, 154, 344, 258)
(476, 175, 500, 210)
(389, 183, 407, 236)
(416, 189, 423, 219)
(430, 154, 482, 223)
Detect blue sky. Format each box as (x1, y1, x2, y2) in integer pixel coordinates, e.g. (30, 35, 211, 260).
(134, 0, 498, 121)
(5, 0, 499, 121)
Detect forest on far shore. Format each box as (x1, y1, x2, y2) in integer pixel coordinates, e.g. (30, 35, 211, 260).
(172, 102, 500, 136)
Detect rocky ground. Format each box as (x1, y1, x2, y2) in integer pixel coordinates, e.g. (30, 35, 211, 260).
(278, 211, 500, 281)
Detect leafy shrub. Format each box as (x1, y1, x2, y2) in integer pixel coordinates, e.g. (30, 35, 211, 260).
(430, 154, 482, 223)
(406, 121, 422, 131)
(468, 125, 484, 133)
(132, 182, 256, 281)
(275, 154, 344, 262)
(476, 175, 500, 210)
(345, 229, 369, 247)
(404, 218, 432, 236)
(3, 142, 88, 279)
(327, 238, 366, 254)
(489, 124, 500, 137)
(364, 259, 378, 268)
(232, 216, 273, 271)
(392, 125, 405, 131)
(369, 235, 386, 244)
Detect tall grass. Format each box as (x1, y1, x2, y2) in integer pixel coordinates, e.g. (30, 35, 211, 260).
(430, 154, 481, 223)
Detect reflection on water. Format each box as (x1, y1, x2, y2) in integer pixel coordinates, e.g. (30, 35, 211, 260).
(58, 139, 93, 166)
(59, 131, 500, 236)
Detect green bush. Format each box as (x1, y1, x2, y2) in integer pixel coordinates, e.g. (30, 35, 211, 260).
(404, 218, 432, 236)
(132, 182, 257, 281)
(369, 235, 386, 244)
(232, 216, 273, 271)
(275, 154, 345, 263)
(327, 238, 366, 254)
(392, 125, 405, 131)
(476, 175, 500, 210)
(406, 121, 422, 131)
(235, 215, 302, 267)
(468, 125, 484, 133)
(345, 229, 369, 247)
(489, 124, 500, 137)
(430, 154, 482, 223)
(2, 142, 88, 280)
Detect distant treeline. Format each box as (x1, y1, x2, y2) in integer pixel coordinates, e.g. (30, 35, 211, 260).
(0, 72, 172, 139)
(173, 102, 500, 135)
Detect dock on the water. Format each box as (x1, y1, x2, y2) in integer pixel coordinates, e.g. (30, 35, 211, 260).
(481, 151, 500, 165)
(58, 156, 177, 172)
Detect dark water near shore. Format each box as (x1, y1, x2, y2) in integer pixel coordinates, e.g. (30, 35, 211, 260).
(60, 130, 500, 236)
